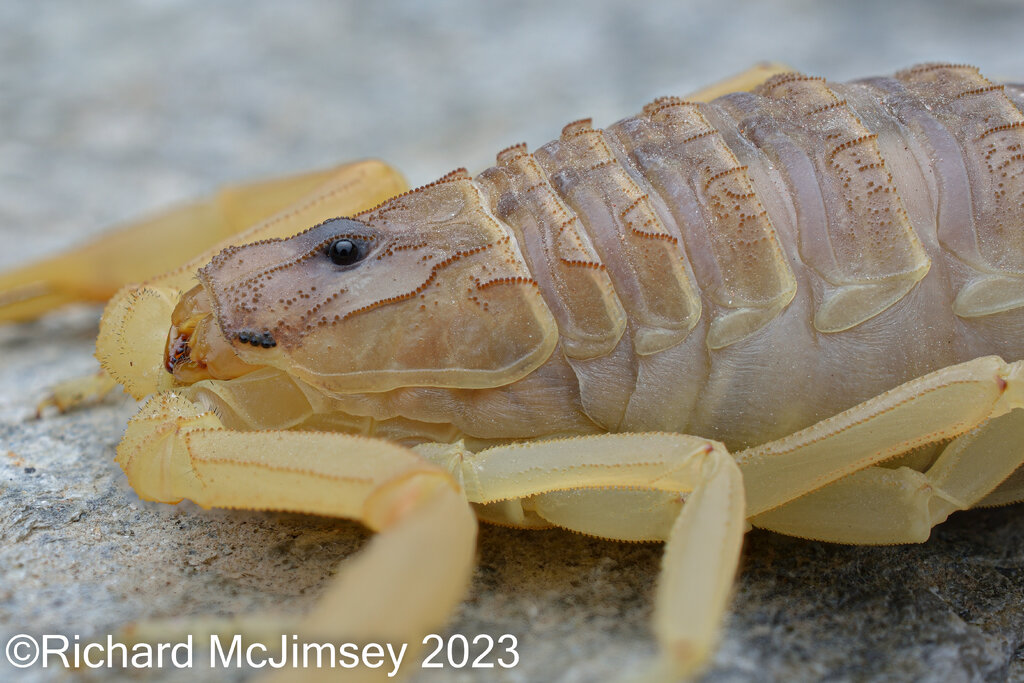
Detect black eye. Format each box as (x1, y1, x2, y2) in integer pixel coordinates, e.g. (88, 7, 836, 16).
(327, 239, 362, 266)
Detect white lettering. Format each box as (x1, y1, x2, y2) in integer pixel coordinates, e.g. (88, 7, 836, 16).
(303, 641, 332, 668)
(362, 642, 384, 669)
(81, 641, 105, 668)
(14, 632, 438, 673)
(246, 642, 268, 668)
(266, 634, 288, 669)
(210, 634, 242, 668)
(42, 635, 70, 667)
(106, 636, 129, 668)
(338, 642, 360, 668)
(386, 642, 407, 677)
(130, 644, 152, 669)
(170, 636, 193, 668)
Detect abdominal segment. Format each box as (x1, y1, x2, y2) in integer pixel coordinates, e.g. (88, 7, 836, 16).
(468, 63, 1024, 448)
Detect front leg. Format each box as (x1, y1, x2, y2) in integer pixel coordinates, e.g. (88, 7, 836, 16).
(117, 392, 477, 680)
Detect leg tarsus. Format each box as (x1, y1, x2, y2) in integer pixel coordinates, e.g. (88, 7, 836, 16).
(652, 445, 745, 679)
(35, 369, 118, 417)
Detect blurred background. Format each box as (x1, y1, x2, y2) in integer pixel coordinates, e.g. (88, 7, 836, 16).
(4, 0, 1024, 266)
(3, 2, 1024, 681)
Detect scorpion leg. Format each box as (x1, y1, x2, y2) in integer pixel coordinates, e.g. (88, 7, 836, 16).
(418, 433, 745, 680)
(116, 392, 477, 680)
(737, 356, 1024, 543)
(685, 62, 794, 102)
(0, 159, 406, 323)
(33, 281, 184, 414)
(34, 369, 118, 416)
(979, 462, 1024, 507)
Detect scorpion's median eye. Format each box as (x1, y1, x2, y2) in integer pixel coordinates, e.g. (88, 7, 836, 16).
(327, 239, 363, 266)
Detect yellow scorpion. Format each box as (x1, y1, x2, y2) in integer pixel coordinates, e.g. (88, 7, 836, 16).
(3, 62, 1024, 680)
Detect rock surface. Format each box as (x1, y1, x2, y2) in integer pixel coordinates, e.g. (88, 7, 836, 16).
(3, 2, 1024, 681)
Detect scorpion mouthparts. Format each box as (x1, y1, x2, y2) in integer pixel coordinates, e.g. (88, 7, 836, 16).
(164, 328, 193, 373)
(166, 284, 263, 384)
(164, 317, 213, 383)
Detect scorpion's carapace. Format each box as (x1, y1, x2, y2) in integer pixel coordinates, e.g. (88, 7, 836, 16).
(182, 186, 560, 394)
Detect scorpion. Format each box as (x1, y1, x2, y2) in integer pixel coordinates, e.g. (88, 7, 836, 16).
(2, 62, 1024, 680)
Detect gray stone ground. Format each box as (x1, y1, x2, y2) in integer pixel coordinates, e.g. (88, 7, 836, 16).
(3, 1, 1024, 681)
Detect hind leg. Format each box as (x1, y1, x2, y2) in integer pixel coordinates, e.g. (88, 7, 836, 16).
(737, 356, 1024, 543)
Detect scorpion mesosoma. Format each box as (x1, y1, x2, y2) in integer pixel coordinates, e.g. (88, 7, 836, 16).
(3, 62, 1024, 681)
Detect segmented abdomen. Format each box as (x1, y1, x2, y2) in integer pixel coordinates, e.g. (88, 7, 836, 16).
(475, 64, 1024, 448)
